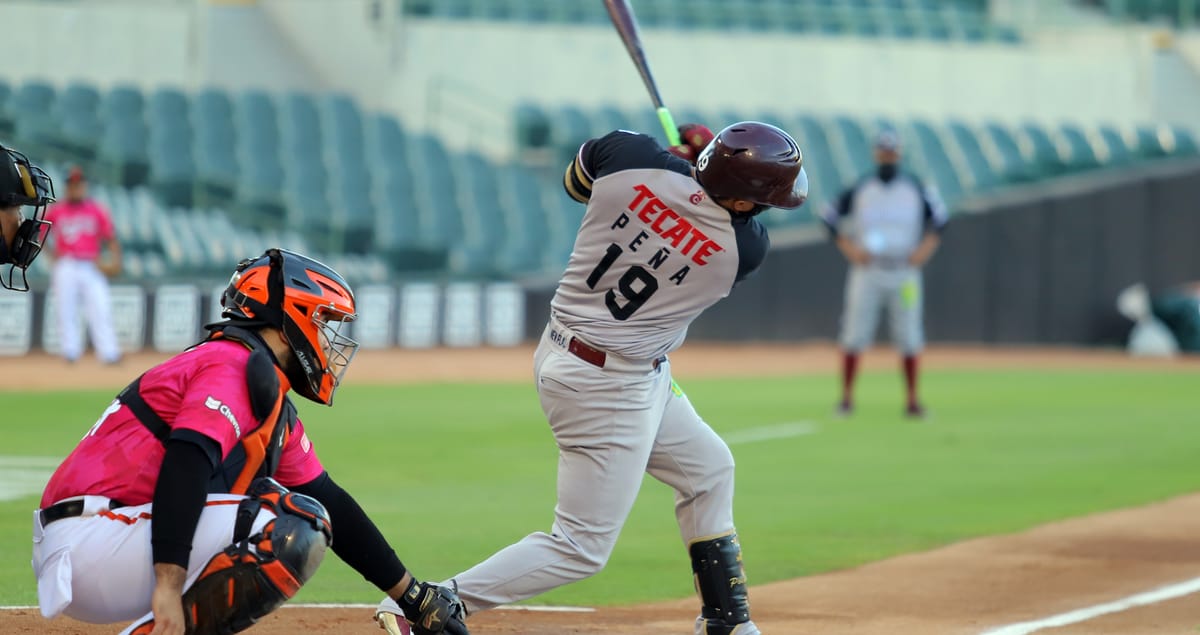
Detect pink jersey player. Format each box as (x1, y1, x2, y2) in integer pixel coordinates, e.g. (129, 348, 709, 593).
(44, 167, 123, 364)
(31, 249, 469, 635)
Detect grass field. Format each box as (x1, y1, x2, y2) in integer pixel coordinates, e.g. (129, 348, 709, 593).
(2, 366, 1196, 608)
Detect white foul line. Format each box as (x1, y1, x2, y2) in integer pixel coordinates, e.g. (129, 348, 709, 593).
(724, 422, 818, 445)
(979, 576, 1200, 635)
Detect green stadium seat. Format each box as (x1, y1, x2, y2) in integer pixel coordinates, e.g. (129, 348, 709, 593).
(910, 119, 964, 205)
(1168, 125, 1199, 155)
(832, 116, 873, 175)
(1097, 125, 1134, 165)
(514, 102, 552, 150)
(946, 120, 998, 191)
(794, 115, 845, 205)
(1056, 123, 1102, 170)
(0, 79, 13, 137)
(495, 164, 549, 274)
(407, 134, 464, 250)
(1018, 122, 1067, 176)
(11, 81, 58, 154)
(981, 121, 1034, 182)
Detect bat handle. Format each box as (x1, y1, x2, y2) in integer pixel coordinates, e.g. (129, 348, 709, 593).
(657, 107, 681, 147)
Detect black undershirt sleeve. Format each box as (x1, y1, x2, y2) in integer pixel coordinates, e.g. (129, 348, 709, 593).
(151, 436, 219, 568)
(291, 471, 409, 591)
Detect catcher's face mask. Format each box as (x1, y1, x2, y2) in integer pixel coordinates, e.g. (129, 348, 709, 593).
(0, 147, 56, 292)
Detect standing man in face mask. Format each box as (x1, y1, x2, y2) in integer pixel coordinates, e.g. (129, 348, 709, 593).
(819, 129, 948, 419)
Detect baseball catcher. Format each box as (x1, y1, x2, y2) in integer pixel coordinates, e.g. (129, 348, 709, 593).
(32, 248, 468, 635)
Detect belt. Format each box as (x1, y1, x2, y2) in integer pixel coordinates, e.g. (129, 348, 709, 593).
(566, 336, 664, 370)
(39, 498, 127, 527)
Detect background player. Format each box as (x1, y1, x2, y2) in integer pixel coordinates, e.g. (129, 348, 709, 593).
(377, 122, 808, 635)
(45, 166, 123, 364)
(32, 248, 467, 635)
(819, 130, 948, 419)
(0, 142, 55, 292)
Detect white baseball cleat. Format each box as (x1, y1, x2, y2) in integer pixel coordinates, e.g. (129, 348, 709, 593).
(374, 596, 410, 635)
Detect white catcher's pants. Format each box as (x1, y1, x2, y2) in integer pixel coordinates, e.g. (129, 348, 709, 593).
(448, 320, 738, 613)
(31, 494, 274, 630)
(52, 258, 120, 362)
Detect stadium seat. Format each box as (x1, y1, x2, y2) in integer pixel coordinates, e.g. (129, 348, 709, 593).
(946, 120, 998, 191)
(981, 121, 1034, 183)
(1056, 123, 1102, 171)
(0, 79, 13, 137)
(514, 102, 553, 151)
(793, 115, 845, 207)
(1168, 125, 1199, 156)
(1097, 125, 1135, 166)
(54, 83, 104, 161)
(11, 81, 58, 155)
(495, 164, 550, 274)
(1017, 122, 1067, 177)
(910, 119, 964, 205)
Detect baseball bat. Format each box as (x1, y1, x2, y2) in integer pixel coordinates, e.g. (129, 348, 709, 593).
(602, 0, 682, 147)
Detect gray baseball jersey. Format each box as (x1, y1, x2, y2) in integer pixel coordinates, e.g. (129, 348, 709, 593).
(552, 130, 768, 359)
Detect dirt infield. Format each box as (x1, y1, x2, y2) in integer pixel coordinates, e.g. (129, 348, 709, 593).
(6, 344, 1199, 634)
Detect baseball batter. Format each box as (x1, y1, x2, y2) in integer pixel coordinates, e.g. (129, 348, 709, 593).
(376, 122, 808, 635)
(45, 167, 123, 364)
(819, 130, 948, 418)
(32, 249, 468, 635)
(0, 142, 55, 292)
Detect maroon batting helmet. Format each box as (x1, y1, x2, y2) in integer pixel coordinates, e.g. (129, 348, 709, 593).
(694, 122, 808, 209)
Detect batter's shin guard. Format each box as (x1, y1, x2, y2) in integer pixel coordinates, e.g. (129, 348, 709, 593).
(689, 532, 753, 633)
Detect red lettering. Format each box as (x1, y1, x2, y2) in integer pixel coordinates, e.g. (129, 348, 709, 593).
(693, 240, 724, 265)
(651, 208, 678, 233)
(659, 216, 693, 248)
(626, 185, 725, 266)
(637, 196, 666, 224)
(681, 227, 708, 255)
(629, 184, 654, 211)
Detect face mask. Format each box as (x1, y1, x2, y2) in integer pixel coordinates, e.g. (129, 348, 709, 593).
(0, 215, 53, 292)
(0, 148, 56, 291)
(877, 164, 898, 183)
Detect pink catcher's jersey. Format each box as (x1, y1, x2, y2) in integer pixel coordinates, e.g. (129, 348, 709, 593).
(44, 198, 115, 261)
(41, 339, 324, 508)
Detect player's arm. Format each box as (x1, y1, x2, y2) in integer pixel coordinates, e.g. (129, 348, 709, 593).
(98, 205, 122, 277)
(909, 184, 949, 267)
(290, 472, 466, 633)
(822, 187, 870, 265)
(149, 431, 223, 635)
(562, 130, 689, 204)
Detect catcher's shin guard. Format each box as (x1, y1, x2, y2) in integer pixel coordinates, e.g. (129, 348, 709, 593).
(133, 479, 333, 635)
(689, 532, 754, 634)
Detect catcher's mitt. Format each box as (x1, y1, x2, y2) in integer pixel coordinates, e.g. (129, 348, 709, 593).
(97, 256, 121, 278)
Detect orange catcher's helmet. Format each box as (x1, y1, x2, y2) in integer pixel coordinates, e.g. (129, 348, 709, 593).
(221, 248, 358, 405)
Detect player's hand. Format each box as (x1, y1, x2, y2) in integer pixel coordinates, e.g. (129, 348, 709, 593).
(395, 578, 469, 635)
(846, 246, 872, 265)
(98, 256, 122, 278)
(667, 123, 714, 165)
(147, 564, 187, 635)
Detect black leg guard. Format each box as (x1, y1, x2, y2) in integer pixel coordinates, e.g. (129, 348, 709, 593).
(689, 532, 751, 627)
(183, 478, 333, 634)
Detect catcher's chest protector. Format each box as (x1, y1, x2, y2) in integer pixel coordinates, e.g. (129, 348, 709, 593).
(116, 326, 297, 495)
